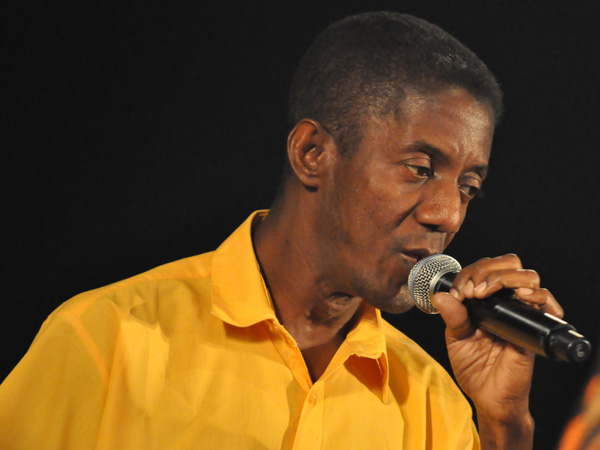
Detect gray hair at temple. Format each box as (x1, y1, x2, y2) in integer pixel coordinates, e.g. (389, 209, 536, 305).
(287, 11, 503, 156)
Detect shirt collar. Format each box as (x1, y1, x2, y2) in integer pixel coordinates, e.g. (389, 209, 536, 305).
(210, 210, 389, 402)
(340, 304, 390, 402)
(210, 210, 275, 327)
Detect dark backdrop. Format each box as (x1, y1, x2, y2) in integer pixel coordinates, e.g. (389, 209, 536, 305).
(3, 2, 599, 449)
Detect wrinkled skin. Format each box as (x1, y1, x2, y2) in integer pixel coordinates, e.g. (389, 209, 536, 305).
(312, 89, 494, 313)
(255, 87, 562, 449)
(432, 254, 562, 442)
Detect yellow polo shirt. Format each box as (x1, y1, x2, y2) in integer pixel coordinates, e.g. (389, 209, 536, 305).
(0, 211, 479, 449)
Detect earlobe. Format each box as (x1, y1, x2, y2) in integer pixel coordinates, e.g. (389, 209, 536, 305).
(287, 119, 334, 188)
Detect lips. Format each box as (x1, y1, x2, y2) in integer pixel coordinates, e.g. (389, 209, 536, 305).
(401, 248, 438, 264)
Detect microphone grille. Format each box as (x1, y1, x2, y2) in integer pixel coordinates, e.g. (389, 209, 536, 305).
(408, 254, 462, 314)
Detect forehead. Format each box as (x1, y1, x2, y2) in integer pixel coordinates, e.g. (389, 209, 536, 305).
(359, 88, 495, 164)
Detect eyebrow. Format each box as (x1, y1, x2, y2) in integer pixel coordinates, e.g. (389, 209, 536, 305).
(405, 140, 489, 178)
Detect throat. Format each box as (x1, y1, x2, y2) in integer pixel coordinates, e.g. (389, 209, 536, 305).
(292, 302, 364, 382)
(301, 336, 346, 382)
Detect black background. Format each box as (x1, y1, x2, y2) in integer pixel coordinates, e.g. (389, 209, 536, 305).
(3, 1, 600, 449)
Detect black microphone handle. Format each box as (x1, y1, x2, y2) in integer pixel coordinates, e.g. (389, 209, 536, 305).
(435, 272, 591, 363)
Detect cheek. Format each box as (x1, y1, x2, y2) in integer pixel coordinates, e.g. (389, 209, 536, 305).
(348, 186, 390, 226)
(356, 180, 422, 230)
(330, 165, 418, 239)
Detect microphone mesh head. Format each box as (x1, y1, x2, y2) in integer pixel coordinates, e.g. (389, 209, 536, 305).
(408, 254, 462, 314)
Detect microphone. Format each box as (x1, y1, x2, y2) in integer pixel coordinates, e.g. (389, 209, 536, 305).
(408, 254, 591, 363)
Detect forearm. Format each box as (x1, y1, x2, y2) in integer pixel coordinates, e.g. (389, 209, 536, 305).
(477, 412, 534, 450)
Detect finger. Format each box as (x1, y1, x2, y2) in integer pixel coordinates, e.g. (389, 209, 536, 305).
(469, 269, 541, 298)
(431, 292, 475, 340)
(452, 254, 524, 298)
(460, 271, 564, 318)
(466, 270, 563, 318)
(514, 287, 564, 318)
(447, 254, 565, 320)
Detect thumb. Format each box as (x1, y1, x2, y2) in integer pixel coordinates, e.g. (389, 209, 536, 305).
(431, 292, 476, 340)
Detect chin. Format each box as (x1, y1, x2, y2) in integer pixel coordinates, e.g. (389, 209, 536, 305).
(378, 299, 416, 314)
(368, 284, 416, 314)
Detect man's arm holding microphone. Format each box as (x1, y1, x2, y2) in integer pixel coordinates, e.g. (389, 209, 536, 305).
(431, 254, 564, 450)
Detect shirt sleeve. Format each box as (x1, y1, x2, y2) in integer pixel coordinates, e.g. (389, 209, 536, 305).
(0, 307, 115, 450)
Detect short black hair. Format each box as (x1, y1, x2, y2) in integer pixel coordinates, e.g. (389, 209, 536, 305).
(288, 11, 503, 156)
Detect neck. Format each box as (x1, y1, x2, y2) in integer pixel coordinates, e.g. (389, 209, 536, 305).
(253, 195, 363, 380)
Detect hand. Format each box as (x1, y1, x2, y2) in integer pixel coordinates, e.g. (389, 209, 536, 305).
(431, 254, 563, 429)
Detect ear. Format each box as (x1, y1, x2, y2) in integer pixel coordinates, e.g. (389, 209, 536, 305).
(286, 119, 336, 188)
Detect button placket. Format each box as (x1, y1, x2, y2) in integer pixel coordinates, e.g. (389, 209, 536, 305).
(292, 382, 325, 450)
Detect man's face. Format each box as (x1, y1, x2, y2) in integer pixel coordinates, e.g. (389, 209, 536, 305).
(316, 88, 494, 313)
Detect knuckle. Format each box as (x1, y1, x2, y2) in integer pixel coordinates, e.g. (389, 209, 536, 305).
(538, 287, 552, 299)
(503, 253, 522, 266)
(520, 269, 540, 286)
(470, 265, 489, 281)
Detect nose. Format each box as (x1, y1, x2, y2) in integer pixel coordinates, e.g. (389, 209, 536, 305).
(414, 180, 465, 233)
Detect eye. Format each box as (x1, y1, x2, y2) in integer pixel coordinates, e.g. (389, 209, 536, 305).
(403, 158, 432, 179)
(459, 179, 484, 200)
(406, 165, 432, 177)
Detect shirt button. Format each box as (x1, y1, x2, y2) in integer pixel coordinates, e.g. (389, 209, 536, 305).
(308, 390, 318, 404)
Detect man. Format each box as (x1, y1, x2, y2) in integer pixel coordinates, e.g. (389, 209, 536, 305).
(0, 11, 562, 449)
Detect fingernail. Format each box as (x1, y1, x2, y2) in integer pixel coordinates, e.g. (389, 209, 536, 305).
(449, 288, 459, 299)
(474, 281, 487, 296)
(517, 287, 535, 296)
(464, 280, 474, 297)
